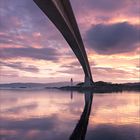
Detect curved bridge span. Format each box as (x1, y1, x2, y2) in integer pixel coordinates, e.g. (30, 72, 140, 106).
(33, 0, 93, 85)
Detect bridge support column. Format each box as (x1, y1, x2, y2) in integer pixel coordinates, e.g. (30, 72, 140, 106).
(84, 76, 93, 87)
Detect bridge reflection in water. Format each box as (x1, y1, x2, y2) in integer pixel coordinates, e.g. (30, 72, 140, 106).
(70, 91, 93, 140)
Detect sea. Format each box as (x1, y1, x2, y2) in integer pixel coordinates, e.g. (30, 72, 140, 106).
(0, 88, 139, 140)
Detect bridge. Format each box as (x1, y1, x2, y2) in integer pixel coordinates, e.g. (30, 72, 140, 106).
(33, 0, 93, 86)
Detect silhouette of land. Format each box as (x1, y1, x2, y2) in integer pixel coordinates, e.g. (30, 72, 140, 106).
(0, 81, 139, 93)
(59, 81, 140, 93)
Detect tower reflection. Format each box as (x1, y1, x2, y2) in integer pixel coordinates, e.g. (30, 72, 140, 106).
(69, 91, 93, 140)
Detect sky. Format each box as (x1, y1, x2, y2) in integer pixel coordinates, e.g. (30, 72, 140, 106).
(0, 0, 139, 83)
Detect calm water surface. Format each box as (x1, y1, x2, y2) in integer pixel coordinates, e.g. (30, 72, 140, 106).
(0, 89, 139, 140)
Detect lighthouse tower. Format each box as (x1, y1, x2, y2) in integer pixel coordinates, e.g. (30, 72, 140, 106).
(70, 78, 73, 87)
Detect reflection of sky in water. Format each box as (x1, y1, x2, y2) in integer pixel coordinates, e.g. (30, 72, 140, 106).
(0, 90, 139, 140)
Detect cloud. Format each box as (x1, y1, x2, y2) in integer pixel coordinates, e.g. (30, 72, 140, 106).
(0, 0, 62, 42)
(86, 0, 126, 12)
(93, 67, 136, 77)
(0, 47, 59, 61)
(0, 62, 39, 73)
(59, 60, 96, 76)
(58, 67, 83, 75)
(91, 66, 138, 83)
(72, 0, 138, 16)
(0, 0, 64, 52)
(71, 0, 131, 21)
(0, 70, 19, 78)
(86, 22, 139, 54)
(0, 0, 48, 31)
(0, 33, 26, 46)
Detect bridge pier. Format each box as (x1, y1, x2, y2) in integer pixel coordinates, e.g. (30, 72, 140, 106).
(84, 76, 94, 87)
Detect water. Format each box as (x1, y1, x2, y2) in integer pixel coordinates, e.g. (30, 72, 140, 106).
(0, 89, 139, 140)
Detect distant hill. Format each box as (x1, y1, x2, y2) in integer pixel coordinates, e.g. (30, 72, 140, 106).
(59, 81, 140, 93)
(0, 82, 78, 90)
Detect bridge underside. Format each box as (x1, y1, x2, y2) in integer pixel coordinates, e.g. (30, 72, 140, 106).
(33, 0, 93, 85)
